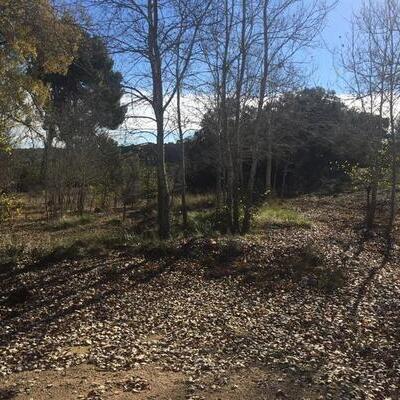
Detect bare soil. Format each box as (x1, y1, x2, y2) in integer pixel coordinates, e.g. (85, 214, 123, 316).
(0, 363, 322, 400)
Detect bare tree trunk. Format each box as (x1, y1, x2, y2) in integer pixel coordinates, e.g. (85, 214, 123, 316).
(41, 125, 55, 216)
(265, 127, 272, 195)
(176, 58, 188, 229)
(149, 0, 170, 239)
(386, 144, 397, 249)
(385, 4, 398, 254)
(386, 82, 397, 252)
(232, 0, 248, 234)
(156, 115, 171, 239)
(272, 158, 278, 193)
(280, 163, 288, 198)
(366, 182, 377, 230)
(242, 0, 269, 234)
(179, 138, 188, 228)
(216, 135, 223, 214)
(220, 0, 234, 232)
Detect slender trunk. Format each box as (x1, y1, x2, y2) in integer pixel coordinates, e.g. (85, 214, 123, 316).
(180, 140, 188, 228)
(265, 131, 272, 195)
(40, 142, 49, 184)
(386, 116, 397, 252)
(220, 0, 234, 232)
(242, 0, 269, 234)
(386, 20, 397, 253)
(123, 202, 126, 221)
(216, 138, 223, 214)
(387, 153, 397, 243)
(156, 114, 170, 239)
(242, 156, 258, 233)
(232, 0, 247, 234)
(281, 163, 288, 198)
(42, 126, 55, 216)
(176, 56, 188, 229)
(215, 96, 223, 213)
(149, 0, 170, 239)
(272, 158, 278, 193)
(77, 187, 85, 215)
(366, 183, 377, 230)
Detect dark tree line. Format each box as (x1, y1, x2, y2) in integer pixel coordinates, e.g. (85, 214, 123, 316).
(187, 88, 384, 198)
(1, 87, 389, 216)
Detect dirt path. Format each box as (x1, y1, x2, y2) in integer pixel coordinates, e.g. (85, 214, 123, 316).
(0, 363, 322, 400)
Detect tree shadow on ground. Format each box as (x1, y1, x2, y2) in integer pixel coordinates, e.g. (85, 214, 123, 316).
(0, 255, 174, 345)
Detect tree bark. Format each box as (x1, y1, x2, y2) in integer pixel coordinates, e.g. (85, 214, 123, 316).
(242, 0, 269, 234)
(232, 0, 247, 234)
(265, 129, 272, 195)
(176, 52, 188, 229)
(220, 0, 234, 232)
(280, 163, 288, 198)
(366, 182, 377, 230)
(149, 0, 170, 239)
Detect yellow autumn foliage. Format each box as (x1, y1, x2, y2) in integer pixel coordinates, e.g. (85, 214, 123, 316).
(0, 0, 80, 146)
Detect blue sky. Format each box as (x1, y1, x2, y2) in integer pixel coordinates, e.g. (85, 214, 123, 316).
(103, 0, 364, 94)
(112, 0, 367, 145)
(313, 0, 364, 92)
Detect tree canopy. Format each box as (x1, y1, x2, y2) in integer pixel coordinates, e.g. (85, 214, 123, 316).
(0, 0, 79, 141)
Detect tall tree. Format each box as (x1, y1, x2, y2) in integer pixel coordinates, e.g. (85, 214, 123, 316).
(341, 2, 388, 231)
(173, 0, 212, 229)
(40, 33, 126, 215)
(96, 0, 212, 238)
(342, 0, 400, 246)
(241, 0, 332, 233)
(0, 0, 79, 146)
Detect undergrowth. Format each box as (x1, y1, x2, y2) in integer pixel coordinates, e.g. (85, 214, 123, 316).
(254, 202, 312, 229)
(46, 214, 95, 231)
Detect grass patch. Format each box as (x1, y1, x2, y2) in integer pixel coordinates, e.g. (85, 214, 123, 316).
(254, 202, 312, 229)
(0, 241, 25, 272)
(107, 217, 123, 226)
(185, 210, 216, 236)
(46, 214, 95, 231)
(0, 227, 182, 268)
(172, 193, 214, 212)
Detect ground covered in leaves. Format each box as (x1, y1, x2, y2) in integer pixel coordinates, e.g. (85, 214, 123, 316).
(0, 194, 399, 399)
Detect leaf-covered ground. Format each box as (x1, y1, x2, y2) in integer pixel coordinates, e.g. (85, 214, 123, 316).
(0, 194, 399, 399)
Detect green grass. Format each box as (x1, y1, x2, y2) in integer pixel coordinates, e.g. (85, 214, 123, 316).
(0, 226, 181, 267)
(0, 195, 312, 270)
(254, 202, 312, 229)
(185, 210, 216, 235)
(46, 214, 95, 231)
(0, 240, 25, 270)
(171, 193, 214, 212)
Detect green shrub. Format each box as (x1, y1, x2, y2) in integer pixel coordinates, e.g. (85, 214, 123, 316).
(0, 242, 25, 270)
(0, 194, 22, 222)
(186, 211, 216, 235)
